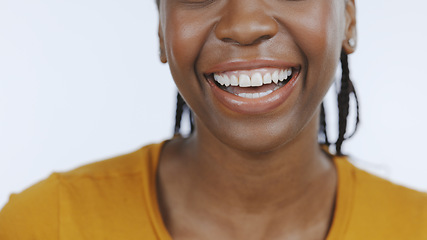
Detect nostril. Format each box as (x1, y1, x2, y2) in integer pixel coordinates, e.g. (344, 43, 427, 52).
(252, 35, 273, 45)
(221, 38, 238, 44)
(215, 18, 278, 46)
(221, 34, 273, 46)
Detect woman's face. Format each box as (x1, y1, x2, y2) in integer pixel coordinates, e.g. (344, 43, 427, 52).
(159, 0, 356, 152)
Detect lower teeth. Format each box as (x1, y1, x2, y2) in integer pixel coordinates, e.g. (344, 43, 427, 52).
(225, 81, 287, 99)
(237, 90, 274, 99)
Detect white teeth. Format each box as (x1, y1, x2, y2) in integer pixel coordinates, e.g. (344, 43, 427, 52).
(219, 75, 226, 85)
(223, 75, 230, 87)
(263, 73, 272, 84)
(241, 93, 252, 98)
(230, 75, 239, 86)
(213, 68, 294, 88)
(239, 74, 251, 87)
(238, 90, 274, 99)
(259, 90, 273, 97)
(279, 70, 286, 81)
(214, 74, 220, 84)
(251, 73, 263, 87)
(272, 71, 279, 84)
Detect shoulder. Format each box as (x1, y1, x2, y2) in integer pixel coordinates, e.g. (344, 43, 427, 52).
(63, 142, 163, 178)
(0, 142, 165, 239)
(337, 157, 427, 239)
(0, 173, 61, 239)
(351, 160, 427, 217)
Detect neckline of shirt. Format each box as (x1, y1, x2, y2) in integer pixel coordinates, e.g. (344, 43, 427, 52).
(142, 141, 355, 240)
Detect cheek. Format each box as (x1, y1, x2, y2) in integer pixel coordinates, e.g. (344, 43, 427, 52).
(163, 9, 211, 83)
(292, 5, 342, 59)
(285, 0, 344, 96)
(166, 25, 196, 75)
(162, 6, 221, 116)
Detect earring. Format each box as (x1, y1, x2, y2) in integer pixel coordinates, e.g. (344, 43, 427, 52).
(348, 38, 356, 48)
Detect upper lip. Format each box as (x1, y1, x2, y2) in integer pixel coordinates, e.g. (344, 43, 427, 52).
(204, 59, 300, 75)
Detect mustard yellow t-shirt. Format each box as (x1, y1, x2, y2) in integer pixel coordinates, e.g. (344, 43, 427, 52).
(1, 142, 427, 239)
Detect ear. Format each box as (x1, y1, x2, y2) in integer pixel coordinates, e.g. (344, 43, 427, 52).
(159, 23, 167, 64)
(342, 0, 357, 54)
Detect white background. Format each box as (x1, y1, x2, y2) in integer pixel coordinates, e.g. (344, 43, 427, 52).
(1, 0, 427, 209)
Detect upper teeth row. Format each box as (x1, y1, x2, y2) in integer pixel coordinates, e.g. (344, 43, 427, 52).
(214, 68, 293, 88)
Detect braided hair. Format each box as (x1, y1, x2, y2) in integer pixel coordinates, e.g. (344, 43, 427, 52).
(173, 51, 359, 155)
(334, 51, 360, 155)
(174, 93, 194, 136)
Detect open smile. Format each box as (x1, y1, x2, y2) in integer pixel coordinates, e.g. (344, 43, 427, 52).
(204, 60, 301, 115)
(209, 67, 299, 99)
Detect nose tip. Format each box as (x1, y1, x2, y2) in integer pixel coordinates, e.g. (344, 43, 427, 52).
(215, 5, 278, 46)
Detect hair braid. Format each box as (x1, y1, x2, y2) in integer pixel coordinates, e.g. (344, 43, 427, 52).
(189, 109, 195, 133)
(319, 102, 330, 146)
(174, 92, 195, 136)
(174, 92, 185, 135)
(336, 50, 360, 155)
(345, 78, 360, 139)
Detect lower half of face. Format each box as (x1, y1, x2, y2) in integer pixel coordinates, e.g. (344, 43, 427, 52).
(161, 0, 346, 152)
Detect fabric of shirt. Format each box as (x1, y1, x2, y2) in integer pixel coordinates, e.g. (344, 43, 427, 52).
(1, 141, 427, 239)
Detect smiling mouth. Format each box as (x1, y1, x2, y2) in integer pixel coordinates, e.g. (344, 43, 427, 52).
(207, 67, 299, 99)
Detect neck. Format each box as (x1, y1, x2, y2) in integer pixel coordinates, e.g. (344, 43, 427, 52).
(158, 110, 337, 239)
(163, 110, 334, 214)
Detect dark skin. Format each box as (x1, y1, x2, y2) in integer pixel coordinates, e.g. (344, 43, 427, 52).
(157, 0, 356, 239)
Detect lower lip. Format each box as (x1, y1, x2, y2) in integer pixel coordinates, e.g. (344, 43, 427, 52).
(208, 72, 300, 115)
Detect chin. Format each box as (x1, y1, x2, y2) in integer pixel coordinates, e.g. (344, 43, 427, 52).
(212, 117, 306, 154)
